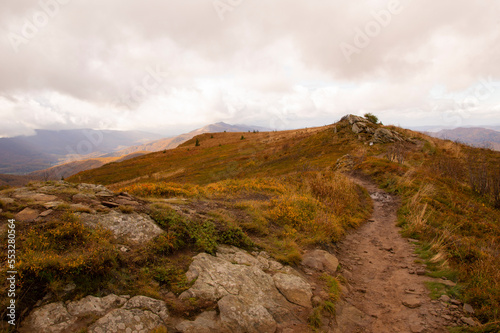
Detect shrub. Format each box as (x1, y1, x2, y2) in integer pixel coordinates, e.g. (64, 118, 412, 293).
(364, 112, 379, 124)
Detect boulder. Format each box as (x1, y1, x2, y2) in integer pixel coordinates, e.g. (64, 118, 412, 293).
(373, 128, 403, 143)
(302, 249, 339, 273)
(180, 246, 309, 332)
(20, 302, 77, 333)
(273, 273, 313, 308)
(79, 210, 164, 244)
(218, 295, 277, 333)
(341, 114, 368, 125)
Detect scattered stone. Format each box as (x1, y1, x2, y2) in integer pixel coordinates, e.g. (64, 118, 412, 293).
(301, 249, 339, 273)
(416, 269, 426, 275)
(95, 190, 114, 198)
(335, 303, 373, 331)
(101, 201, 120, 208)
(439, 295, 451, 303)
(39, 209, 53, 217)
(402, 297, 422, 309)
(72, 193, 97, 204)
(450, 299, 461, 306)
(43, 201, 64, 209)
(15, 208, 39, 221)
(461, 317, 478, 326)
(463, 303, 475, 314)
(441, 314, 452, 321)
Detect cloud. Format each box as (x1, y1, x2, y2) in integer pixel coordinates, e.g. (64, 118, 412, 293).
(0, 0, 499, 137)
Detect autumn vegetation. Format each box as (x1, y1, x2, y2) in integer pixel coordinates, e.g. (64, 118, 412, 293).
(1, 116, 499, 331)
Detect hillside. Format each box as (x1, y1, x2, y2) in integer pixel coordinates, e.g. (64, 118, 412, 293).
(428, 127, 500, 151)
(102, 122, 270, 157)
(0, 129, 162, 174)
(2, 115, 499, 332)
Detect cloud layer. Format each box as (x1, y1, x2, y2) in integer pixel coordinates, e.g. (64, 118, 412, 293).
(1, 0, 500, 136)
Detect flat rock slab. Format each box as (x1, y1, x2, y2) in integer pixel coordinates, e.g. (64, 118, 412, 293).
(79, 210, 164, 244)
(15, 208, 39, 221)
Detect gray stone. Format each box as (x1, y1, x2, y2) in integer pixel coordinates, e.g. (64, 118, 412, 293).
(124, 296, 169, 322)
(218, 295, 277, 333)
(273, 273, 312, 308)
(180, 246, 307, 332)
(79, 210, 164, 244)
(373, 128, 404, 143)
(67, 294, 127, 317)
(88, 308, 164, 333)
(20, 302, 77, 333)
(439, 295, 451, 303)
(176, 311, 224, 333)
(461, 317, 477, 326)
(463, 303, 475, 314)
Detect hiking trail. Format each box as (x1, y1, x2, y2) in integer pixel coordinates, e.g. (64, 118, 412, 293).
(331, 177, 472, 333)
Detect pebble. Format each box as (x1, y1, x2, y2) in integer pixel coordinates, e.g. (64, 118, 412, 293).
(461, 317, 477, 326)
(439, 295, 451, 303)
(463, 303, 475, 314)
(402, 298, 422, 309)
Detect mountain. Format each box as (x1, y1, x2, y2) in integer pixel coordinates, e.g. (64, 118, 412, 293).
(427, 127, 500, 151)
(0, 129, 162, 174)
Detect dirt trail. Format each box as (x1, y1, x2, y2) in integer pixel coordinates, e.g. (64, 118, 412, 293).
(332, 177, 464, 333)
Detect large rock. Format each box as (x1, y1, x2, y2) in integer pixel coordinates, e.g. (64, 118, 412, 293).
(273, 273, 312, 308)
(218, 295, 277, 333)
(373, 128, 403, 143)
(67, 294, 127, 317)
(79, 210, 164, 244)
(302, 249, 339, 273)
(20, 302, 77, 333)
(179, 246, 309, 332)
(21, 295, 168, 333)
(341, 114, 368, 125)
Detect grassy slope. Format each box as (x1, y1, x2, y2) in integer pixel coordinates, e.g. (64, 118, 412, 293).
(61, 120, 500, 326)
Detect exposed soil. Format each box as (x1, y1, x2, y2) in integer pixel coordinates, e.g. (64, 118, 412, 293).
(331, 177, 471, 333)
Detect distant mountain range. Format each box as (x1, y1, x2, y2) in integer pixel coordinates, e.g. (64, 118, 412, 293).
(425, 127, 500, 151)
(0, 122, 269, 184)
(0, 129, 162, 175)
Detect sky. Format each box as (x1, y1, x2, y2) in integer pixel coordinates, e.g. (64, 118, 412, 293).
(1, 0, 500, 137)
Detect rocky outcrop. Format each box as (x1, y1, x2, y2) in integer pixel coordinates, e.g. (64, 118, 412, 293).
(341, 114, 405, 144)
(20, 295, 168, 333)
(177, 245, 312, 333)
(79, 210, 163, 244)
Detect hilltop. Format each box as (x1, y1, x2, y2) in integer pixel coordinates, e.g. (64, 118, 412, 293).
(1, 114, 499, 332)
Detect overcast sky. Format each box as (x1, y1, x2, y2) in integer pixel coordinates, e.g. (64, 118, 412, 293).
(1, 0, 500, 137)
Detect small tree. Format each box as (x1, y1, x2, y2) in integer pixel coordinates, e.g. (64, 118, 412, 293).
(364, 113, 379, 124)
(240, 135, 245, 140)
(195, 138, 200, 146)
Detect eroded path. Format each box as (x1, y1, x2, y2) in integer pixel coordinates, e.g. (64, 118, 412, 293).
(332, 177, 463, 333)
